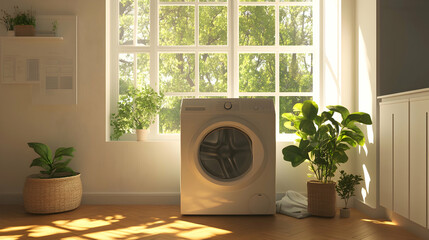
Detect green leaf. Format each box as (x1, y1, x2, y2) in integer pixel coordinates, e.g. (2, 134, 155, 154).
(339, 136, 358, 147)
(56, 167, 75, 174)
(30, 157, 50, 170)
(54, 158, 71, 169)
(347, 124, 366, 145)
(27, 142, 53, 164)
(282, 145, 307, 167)
(283, 121, 296, 130)
(54, 147, 75, 161)
(300, 119, 316, 135)
(341, 130, 365, 146)
(336, 143, 351, 151)
(327, 105, 350, 120)
(334, 151, 348, 163)
(282, 112, 297, 122)
(293, 103, 303, 113)
(343, 112, 372, 126)
(302, 100, 318, 120)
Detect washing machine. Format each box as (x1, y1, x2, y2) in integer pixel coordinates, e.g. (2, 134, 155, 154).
(180, 98, 276, 215)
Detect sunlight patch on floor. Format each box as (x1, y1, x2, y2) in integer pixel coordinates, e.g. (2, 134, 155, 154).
(52, 215, 124, 231)
(0, 235, 22, 240)
(361, 219, 397, 226)
(82, 219, 231, 240)
(28, 225, 70, 237)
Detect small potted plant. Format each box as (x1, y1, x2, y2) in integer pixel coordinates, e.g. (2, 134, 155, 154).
(23, 142, 82, 214)
(1, 9, 15, 36)
(111, 84, 164, 141)
(13, 7, 36, 36)
(282, 100, 371, 217)
(336, 170, 363, 218)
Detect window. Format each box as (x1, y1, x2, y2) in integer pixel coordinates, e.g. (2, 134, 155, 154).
(110, 0, 319, 140)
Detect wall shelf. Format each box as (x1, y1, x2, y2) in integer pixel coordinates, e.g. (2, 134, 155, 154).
(0, 36, 63, 40)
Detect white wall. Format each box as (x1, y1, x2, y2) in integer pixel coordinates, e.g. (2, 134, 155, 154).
(354, 0, 378, 208)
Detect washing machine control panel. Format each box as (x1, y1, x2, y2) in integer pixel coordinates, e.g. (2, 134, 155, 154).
(181, 98, 274, 113)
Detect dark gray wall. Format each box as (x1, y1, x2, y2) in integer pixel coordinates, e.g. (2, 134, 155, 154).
(377, 0, 429, 96)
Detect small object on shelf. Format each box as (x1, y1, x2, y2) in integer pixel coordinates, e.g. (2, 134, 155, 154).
(13, 6, 36, 36)
(15, 25, 35, 36)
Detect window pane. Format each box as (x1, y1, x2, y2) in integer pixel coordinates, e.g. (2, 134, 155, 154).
(239, 6, 275, 46)
(279, 6, 313, 45)
(137, 0, 150, 45)
(160, 0, 193, 2)
(137, 53, 150, 87)
(159, 53, 195, 92)
(199, 53, 227, 92)
(280, 53, 313, 92)
(280, 0, 312, 2)
(159, 6, 195, 46)
(119, 0, 134, 45)
(240, 0, 274, 2)
(160, 96, 194, 134)
(280, 96, 312, 133)
(199, 6, 227, 45)
(119, 53, 134, 95)
(239, 53, 275, 92)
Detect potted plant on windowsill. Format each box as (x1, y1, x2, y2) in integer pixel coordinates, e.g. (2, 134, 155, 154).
(24, 142, 81, 214)
(282, 100, 372, 217)
(336, 170, 363, 218)
(13, 7, 36, 36)
(110, 85, 164, 141)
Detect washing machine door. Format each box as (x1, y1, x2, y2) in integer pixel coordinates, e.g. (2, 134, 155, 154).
(191, 119, 266, 188)
(198, 127, 253, 181)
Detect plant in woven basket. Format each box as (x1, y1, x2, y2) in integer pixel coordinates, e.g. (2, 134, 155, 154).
(282, 100, 372, 183)
(27, 142, 76, 178)
(335, 170, 363, 209)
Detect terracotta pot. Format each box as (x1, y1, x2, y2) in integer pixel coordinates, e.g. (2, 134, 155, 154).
(23, 173, 82, 214)
(14, 25, 35, 36)
(136, 129, 149, 141)
(307, 180, 336, 217)
(340, 208, 350, 218)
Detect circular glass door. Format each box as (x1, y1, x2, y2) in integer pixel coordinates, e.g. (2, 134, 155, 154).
(198, 127, 253, 181)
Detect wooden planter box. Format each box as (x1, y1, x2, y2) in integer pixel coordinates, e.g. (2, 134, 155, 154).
(14, 25, 35, 36)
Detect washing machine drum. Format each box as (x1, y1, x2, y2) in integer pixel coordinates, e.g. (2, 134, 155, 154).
(198, 127, 253, 181)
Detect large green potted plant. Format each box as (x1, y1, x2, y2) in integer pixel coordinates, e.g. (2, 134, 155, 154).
(24, 142, 81, 214)
(335, 170, 363, 218)
(110, 85, 164, 141)
(282, 100, 372, 217)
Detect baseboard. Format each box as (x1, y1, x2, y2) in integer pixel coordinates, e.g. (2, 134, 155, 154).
(0, 193, 22, 204)
(353, 199, 387, 219)
(82, 192, 180, 205)
(0, 192, 180, 205)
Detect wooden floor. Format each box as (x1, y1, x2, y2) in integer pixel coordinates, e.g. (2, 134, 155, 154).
(0, 205, 421, 240)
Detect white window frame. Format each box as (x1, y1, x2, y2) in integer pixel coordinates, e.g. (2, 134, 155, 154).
(109, 0, 320, 142)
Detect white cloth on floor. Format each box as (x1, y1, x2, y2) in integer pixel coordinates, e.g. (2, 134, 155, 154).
(276, 190, 311, 219)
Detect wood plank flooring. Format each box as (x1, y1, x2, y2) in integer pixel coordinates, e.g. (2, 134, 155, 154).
(0, 205, 422, 240)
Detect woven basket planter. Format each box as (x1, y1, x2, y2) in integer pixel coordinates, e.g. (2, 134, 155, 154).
(307, 180, 336, 217)
(14, 25, 35, 36)
(23, 173, 82, 214)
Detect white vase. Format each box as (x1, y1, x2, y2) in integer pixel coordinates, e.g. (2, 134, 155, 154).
(136, 129, 149, 141)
